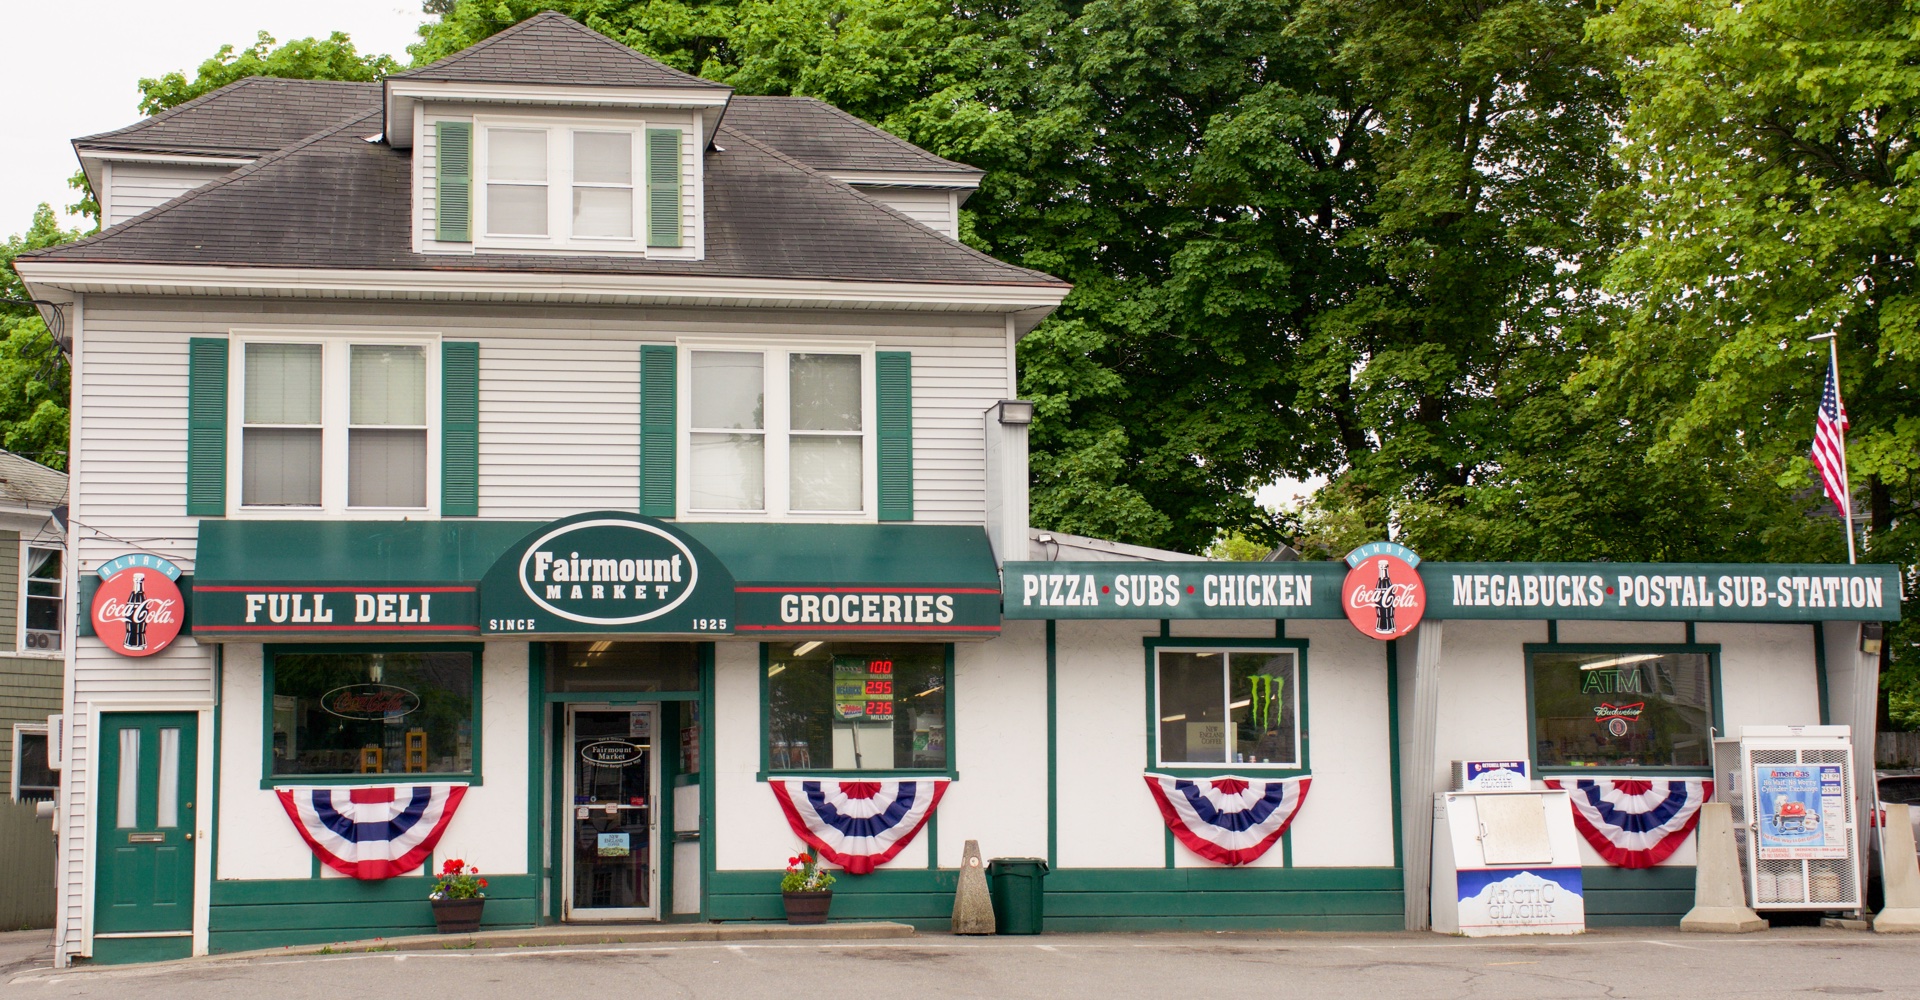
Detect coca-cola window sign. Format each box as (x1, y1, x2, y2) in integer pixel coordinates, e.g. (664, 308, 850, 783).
(1341, 542, 1426, 641)
(90, 553, 186, 657)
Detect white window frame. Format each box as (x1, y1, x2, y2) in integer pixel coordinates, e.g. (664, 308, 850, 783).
(12, 723, 54, 803)
(226, 332, 443, 518)
(1152, 645, 1303, 770)
(18, 542, 63, 656)
(473, 114, 684, 253)
(676, 341, 878, 522)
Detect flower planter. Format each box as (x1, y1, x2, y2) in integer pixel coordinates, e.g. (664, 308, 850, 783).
(431, 897, 486, 934)
(782, 890, 833, 925)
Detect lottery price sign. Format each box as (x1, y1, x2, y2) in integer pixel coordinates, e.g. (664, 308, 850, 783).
(833, 654, 894, 722)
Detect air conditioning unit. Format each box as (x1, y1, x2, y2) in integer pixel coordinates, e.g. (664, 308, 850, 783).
(23, 629, 61, 652)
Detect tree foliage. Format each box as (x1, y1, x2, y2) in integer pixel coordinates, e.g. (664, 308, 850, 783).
(137, 31, 401, 115)
(0, 206, 83, 469)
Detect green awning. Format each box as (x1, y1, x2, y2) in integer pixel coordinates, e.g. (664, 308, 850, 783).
(190, 517, 1001, 640)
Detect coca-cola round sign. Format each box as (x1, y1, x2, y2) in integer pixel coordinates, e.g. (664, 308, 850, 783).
(1341, 542, 1426, 641)
(90, 554, 186, 657)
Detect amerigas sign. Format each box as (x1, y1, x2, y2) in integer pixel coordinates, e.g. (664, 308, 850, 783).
(478, 511, 735, 635)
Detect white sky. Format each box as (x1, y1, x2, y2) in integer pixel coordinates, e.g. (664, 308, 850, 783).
(3, 0, 428, 235)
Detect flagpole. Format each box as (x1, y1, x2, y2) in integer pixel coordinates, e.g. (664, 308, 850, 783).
(1811, 333, 1856, 565)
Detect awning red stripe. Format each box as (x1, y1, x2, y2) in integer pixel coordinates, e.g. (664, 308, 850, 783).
(192, 585, 476, 594)
(735, 624, 1001, 632)
(734, 586, 1000, 594)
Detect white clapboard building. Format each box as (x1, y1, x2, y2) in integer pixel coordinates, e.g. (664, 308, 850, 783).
(16, 12, 1902, 964)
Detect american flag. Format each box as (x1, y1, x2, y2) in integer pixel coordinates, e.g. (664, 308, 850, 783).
(1811, 357, 1850, 513)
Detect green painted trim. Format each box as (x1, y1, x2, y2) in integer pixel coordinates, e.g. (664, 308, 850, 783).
(645, 128, 682, 248)
(89, 935, 192, 965)
(1385, 637, 1403, 869)
(757, 640, 957, 780)
(1581, 865, 1695, 926)
(699, 642, 715, 922)
(1547, 619, 1558, 643)
(1046, 619, 1058, 867)
(440, 341, 480, 517)
(433, 120, 472, 243)
(1814, 621, 1831, 725)
(1275, 619, 1285, 638)
(1685, 621, 1696, 644)
(874, 351, 913, 521)
(639, 344, 676, 517)
(1522, 642, 1721, 778)
(544, 691, 700, 703)
(547, 699, 563, 923)
(207, 875, 540, 952)
(526, 643, 544, 876)
(260, 643, 484, 789)
(212, 645, 223, 880)
(704, 867, 1404, 930)
(1159, 620, 1170, 638)
(925, 810, 938, 869)
(658, 700, 677, 917)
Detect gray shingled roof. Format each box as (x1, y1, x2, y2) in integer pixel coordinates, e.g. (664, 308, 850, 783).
(0, 451, 67, 509)
(393, 11, 726, 90)
(722, 97, 980, 176)
(29, 110, 1063, 289)
(74, 78, 381, 157)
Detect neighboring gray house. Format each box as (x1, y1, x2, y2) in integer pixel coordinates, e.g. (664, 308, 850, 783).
(0, 451, 68, 930)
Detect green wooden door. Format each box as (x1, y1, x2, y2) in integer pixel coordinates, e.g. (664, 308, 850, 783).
(95, 712, 197, 961)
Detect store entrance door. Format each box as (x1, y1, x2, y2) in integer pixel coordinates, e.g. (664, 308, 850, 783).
(563, 705, 659, 921)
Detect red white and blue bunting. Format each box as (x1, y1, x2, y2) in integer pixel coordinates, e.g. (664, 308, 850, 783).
(1545, 778, 1714, 869)
(275, 784, 468, 879)
(1143, 774, 1311, 867)
(769, 779, 949, 875)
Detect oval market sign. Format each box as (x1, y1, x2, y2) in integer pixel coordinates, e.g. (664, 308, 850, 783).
(91, 553, 186, 657)
(581, 740, 647, 768)
(1342, 542, 1426, 641)
(321, 683, 422, 721)
(479, 511, 736, 635)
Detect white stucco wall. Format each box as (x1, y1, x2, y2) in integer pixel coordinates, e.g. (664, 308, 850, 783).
(935, 620, 1048, 865)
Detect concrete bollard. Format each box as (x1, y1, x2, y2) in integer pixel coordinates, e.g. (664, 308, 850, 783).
(952, 839, 996, 934)
(1680, 802, 1768, 932)
(1875, 804, 1920, 932)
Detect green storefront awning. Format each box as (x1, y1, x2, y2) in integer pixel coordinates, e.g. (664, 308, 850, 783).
(189, 516, 1001, 641)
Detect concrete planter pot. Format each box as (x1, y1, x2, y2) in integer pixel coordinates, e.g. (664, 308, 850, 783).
(782, 890, 832, 924)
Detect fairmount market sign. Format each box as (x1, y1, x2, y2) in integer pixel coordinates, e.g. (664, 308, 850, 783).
(478, 512, 736, 634)
(1001, 560, 1902, 623)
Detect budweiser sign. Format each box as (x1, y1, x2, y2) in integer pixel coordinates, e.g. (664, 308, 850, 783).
(1341, 542, 1426, 641)
(91, 553, 187, 657)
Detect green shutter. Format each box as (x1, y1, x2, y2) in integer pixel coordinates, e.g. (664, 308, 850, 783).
(436, 121, 472, 243)
(646, 128, 682, 248)
(186, 338, 228, 516)
(876, 351, 914, 521)
(441, 341, 480, 517)
(640, 344, 677, 517)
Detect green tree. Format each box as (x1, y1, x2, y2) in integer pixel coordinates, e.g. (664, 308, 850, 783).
(137, 31, 401, 115)
(0, 205, 84, 469)
(1583, 0, 1919, 714)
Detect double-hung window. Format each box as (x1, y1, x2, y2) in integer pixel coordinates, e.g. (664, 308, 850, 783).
(20, 544, 62, 653)
(684, 348, 872, 517)
(475, 121, 672, 249)
(233, 337, 437, 514)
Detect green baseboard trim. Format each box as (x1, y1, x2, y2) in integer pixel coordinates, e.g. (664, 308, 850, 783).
(88, 936, 193, 965)
(1581, 865, 1694, 927)
(707, 867, 1404, 930)
(207, 874, 541, 953)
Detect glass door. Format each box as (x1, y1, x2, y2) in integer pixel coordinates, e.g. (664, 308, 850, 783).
(563, 705, 658, 921)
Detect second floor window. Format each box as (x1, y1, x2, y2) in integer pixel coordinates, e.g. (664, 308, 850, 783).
(237, 340, 433, 512)
(686, 349, 869, 516)
(21, 545, 62, 653)
(478, 123, 656, 247)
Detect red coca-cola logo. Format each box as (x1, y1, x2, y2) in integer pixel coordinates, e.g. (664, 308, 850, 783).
(321, 684, 421, 720)
(91, 561, 186, 657)
(1341, 549, 1426, 641)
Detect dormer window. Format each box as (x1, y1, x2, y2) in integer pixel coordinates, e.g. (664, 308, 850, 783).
(435, 115, 685, 254)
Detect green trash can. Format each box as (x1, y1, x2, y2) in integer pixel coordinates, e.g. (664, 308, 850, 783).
(986, 857, 1050, 934)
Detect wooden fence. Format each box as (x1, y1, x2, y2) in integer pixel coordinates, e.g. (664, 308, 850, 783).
(0, 799, 55, 929)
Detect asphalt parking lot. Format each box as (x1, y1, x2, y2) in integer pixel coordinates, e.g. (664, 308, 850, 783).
(5, 927, 1914, 999)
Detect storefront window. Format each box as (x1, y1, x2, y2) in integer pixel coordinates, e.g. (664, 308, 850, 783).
(1156, 648, 1300, 768)
(269, 649, 476, 777)
(1529, 648, 1714, 770)
(549, 642, 699, 692)
(765, 642, 947, 772)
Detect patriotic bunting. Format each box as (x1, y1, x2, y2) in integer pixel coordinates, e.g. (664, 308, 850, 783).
(1143, 774, 1311, 867)
(275, 784, 468, 879)
(1545, 778, 1713, 869)
(769, 779, 948, 875)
